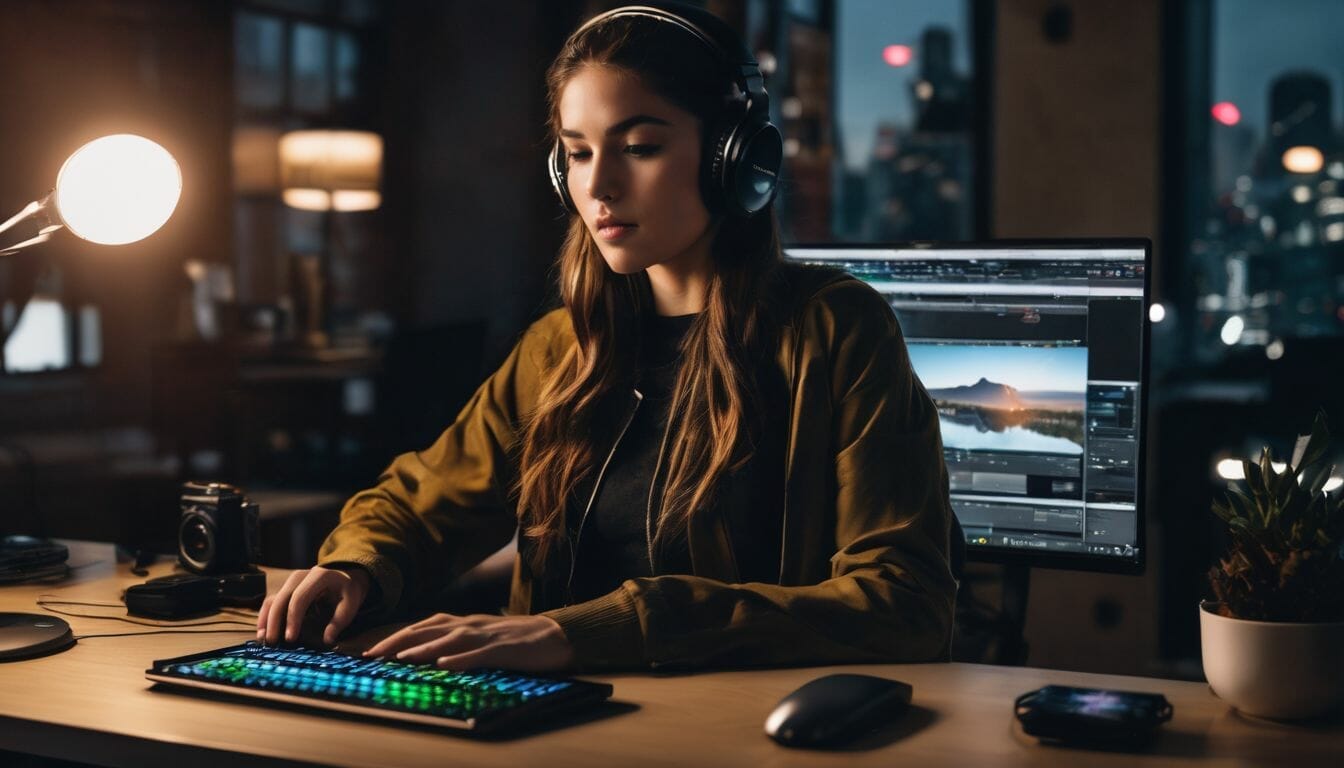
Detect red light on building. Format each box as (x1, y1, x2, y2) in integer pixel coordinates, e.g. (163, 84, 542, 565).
(882, 45, 913, 68)
(1211, 102, 1241, 126)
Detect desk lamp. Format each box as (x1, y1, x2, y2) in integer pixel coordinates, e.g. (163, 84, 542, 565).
(1, 133, 181, 661)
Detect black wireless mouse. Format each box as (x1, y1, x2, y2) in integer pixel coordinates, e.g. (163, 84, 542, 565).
(764, 673, 913, 748)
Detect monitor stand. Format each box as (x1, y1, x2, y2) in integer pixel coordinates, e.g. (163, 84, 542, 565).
(0, 613, 75, 661)
(999, 565, 1031, 666)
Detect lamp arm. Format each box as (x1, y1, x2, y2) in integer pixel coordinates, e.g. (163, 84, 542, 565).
(0, 191, 63, 257)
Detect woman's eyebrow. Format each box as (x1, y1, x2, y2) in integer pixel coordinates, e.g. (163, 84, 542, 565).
(559, 114, 670, 139)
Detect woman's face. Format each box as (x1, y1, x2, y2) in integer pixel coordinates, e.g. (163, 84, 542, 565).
(558, 65, 713, 275)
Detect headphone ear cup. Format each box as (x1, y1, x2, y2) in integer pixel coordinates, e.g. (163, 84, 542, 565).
(713, 119, 782, 217)
(548, 139, 577, 214)
(702, 122, 734, 215)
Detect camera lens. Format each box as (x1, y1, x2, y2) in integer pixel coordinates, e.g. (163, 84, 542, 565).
(178, 513, 215, 571)
(182, 521, 211, 556)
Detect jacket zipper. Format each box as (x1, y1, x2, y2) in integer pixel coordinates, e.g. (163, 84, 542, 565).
(779, 324, 798, 585)
(644, 404, 676, 574)
(564, 388, 643, 605)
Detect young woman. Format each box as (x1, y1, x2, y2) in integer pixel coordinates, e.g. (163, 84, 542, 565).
(258, 2, 958, 673)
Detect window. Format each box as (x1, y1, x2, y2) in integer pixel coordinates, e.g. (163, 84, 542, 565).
(3, 298, 70, 373)
(745, 0, 987, 244)
(1174, 0, 1344, 364)
(230, 3, 383, 336)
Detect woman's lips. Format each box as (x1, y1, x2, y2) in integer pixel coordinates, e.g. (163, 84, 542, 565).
(597, 224, 637, 242)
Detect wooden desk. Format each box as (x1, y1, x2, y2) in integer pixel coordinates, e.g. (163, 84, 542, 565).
(1, 542, 1339, 767)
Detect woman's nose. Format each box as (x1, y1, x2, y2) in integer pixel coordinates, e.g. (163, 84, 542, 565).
(583, 150, 622, 203)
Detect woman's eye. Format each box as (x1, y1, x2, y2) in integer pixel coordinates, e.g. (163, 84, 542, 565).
(625, 144, 661, 157)
(566, 150, 591, 161)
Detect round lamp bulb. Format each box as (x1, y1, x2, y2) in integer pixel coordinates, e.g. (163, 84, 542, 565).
(54, 134, 182, 245)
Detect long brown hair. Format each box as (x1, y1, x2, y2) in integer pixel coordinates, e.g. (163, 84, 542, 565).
(513, 10, 785, 575)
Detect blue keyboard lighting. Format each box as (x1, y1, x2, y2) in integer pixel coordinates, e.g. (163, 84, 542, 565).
(165, 642, 573, 720)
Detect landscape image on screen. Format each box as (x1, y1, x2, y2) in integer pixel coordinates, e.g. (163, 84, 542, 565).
(907, 343, 1087, 454)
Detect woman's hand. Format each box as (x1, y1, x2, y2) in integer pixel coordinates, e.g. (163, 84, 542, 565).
(363, 613, 575, 671)
(257, 565, 372, 646)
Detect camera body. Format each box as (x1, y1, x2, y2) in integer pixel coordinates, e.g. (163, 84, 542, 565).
(177, 481, 260, 574)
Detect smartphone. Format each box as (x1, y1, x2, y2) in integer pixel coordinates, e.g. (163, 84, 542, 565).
(1014, 685, 1173, 747)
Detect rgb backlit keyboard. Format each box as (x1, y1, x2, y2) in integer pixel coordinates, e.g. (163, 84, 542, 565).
(158, 642, 578, 722)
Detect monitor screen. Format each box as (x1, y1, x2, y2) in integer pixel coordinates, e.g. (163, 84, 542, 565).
(785, 241, 1149, 572)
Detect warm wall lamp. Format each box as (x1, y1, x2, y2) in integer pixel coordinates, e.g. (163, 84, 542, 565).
(275, 129, 381, 348)
(278, 129, 382, 213)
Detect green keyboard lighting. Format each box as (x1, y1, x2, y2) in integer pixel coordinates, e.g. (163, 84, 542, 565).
(166, 643, 573, 721)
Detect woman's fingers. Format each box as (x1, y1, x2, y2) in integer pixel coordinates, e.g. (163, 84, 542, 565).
(256, 595, 273, 634)
(261, 570, 308, 645)
(438, 630, 571, 672)
(365, 624, 457, 659)
(404, 612, 461, 631)
(359, 615, 572, 671)
(325, 592, 362, 646)
(434, 639, 563, 672)
(364, 613, 452, 656)
(363, 626, 419, 658)
(435, 646, 496, 671)
(394, 628, 486, 664)
(284, 573, 328, 643)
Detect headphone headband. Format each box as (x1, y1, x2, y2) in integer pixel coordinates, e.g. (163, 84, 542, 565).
(548, 2, 783, 218)
(571, 4, 766, 111)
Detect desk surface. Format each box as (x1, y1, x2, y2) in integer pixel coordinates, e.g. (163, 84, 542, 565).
(1, 541, 1339, 768)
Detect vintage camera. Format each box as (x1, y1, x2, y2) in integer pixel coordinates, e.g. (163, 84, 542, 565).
(177, 482, 261, 574)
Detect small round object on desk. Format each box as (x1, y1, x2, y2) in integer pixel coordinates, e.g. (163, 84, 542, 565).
(0, 613, 76, 661)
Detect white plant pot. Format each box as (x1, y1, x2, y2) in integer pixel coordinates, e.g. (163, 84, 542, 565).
(1199, 601, 1344, 720)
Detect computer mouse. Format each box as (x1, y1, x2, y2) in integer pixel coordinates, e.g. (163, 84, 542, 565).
(764, 673, 913, 748)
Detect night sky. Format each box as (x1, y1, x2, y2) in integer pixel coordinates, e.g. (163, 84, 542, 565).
(835, 0, 972, 171)
(1214, 0, 1344, 138)
(832, 0, 1343, 167)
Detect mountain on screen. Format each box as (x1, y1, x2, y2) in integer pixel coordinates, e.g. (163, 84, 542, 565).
(928, 377, 1023, 409)
(927, 377, 1083, 411)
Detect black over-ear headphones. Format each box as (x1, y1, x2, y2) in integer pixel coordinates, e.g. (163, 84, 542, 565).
(546, 2, 783, 218)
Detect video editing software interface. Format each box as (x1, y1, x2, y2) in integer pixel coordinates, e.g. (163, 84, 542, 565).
(786, 245, 1146, 565)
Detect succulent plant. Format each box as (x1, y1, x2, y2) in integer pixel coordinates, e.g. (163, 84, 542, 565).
(1208, 409, 1344, 622)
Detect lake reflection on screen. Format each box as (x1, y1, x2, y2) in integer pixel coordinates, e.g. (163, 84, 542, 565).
(936, 418, 1084, 454)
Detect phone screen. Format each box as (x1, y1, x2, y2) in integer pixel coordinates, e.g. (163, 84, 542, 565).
(1032, 686, 1166, 721)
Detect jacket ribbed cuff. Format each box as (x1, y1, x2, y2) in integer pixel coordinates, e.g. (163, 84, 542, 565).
(542, 586, 644, 670)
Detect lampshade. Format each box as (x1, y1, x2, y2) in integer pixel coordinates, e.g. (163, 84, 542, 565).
(279, 130, 382, 212)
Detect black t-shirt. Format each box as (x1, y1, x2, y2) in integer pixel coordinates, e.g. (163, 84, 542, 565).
(567, 312, 697, 604)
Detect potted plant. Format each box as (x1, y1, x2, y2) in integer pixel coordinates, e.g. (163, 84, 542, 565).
(1200, 409, 1344, 719)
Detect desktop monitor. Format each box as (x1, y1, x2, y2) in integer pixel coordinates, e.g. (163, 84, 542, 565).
(785, 240, 1150, 573)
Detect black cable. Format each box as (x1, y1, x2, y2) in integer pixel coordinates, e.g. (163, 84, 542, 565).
(37, 597, 121, 607)
(36, 597, 256, 628)
(76, 629, 256, 640)
(36, 597, 259, 618)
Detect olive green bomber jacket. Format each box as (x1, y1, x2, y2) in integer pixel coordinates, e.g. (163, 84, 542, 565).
(317, 264, 958, 670)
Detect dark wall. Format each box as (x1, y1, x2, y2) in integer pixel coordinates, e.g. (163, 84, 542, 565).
(993, 0, 1165, 676)
(381, 0, 582, 366)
